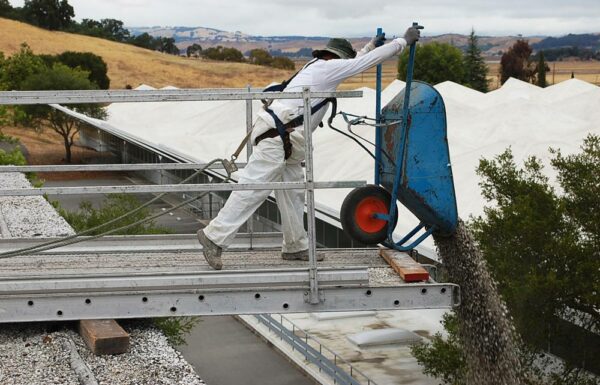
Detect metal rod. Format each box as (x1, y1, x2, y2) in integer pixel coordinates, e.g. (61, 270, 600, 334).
(374, 26, 384, 186)
(302, 87, 320, 305)
(0, 89, 362, 105)
(0, 180, 365, 196)
(0, 163, 245, 173)
(246, 85, 255, 250)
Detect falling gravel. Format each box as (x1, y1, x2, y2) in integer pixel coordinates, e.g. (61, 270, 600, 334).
(434, 220, 523, 385)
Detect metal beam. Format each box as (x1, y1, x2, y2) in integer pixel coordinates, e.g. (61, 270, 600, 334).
(0, 284, 459, 323)
(0, 180, 365, 196)
(0, 163, 247, 173)
(0, 89, 363, 105)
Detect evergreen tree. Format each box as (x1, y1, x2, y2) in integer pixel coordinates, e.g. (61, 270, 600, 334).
(463, 29, 489, 92)
(537, 51, 547, 87)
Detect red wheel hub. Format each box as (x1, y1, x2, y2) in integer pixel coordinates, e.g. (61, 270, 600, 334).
(354, 197, 389, 233)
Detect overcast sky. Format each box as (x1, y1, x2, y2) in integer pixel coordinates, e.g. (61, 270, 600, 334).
(9, 0, 600, 37)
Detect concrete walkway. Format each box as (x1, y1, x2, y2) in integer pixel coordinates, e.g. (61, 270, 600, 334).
(177, 316, 315, 385)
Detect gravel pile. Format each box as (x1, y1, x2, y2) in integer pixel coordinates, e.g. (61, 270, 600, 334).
(0, 173, 205, 385)
(0, 324, 80, 385)
(0, 173, 73, 238)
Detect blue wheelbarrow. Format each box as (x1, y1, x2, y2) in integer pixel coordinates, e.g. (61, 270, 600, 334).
(341, 23, 458, 251)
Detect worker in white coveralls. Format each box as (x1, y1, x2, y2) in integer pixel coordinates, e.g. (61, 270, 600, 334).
(197, 26, 422, 270)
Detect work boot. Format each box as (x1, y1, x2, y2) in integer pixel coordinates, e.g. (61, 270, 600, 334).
(197, 230, 223, 270)
(281, 249, 324, 261)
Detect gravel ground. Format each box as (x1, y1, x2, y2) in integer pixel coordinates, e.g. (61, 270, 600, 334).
(0, 173, 205, 385)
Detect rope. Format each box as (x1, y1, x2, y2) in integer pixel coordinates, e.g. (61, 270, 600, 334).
(0, 158, 232, 259)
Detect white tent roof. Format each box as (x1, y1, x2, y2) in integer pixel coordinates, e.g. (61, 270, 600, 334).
(96, 78, 599, 257)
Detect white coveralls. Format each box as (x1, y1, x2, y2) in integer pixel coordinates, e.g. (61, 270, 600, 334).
(203, 38, 407, 253)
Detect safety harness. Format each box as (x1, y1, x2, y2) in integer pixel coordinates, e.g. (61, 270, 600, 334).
(260, 59, 336, 159)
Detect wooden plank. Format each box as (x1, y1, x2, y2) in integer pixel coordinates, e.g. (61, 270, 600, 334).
(379, 248, 430, 283)
(79, 319, 130, 355)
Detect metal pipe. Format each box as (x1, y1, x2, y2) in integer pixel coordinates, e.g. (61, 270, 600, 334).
(374, 26, 384, 185)
(0, 180, 365, 196)
(0, 89, 362, 105)
(246, 85, 255, 249)
(0, 163, 245, 173)
(302, 87, 320, 305)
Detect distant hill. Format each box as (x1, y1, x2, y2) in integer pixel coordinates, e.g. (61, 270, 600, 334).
(533, 33, 600, 50)
(0, 18, 292, 89)
(130, 26, 551, 58)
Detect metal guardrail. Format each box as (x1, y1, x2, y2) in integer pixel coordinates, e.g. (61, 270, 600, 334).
(0, 88, 364, 306)
(255, 314, 378, 385)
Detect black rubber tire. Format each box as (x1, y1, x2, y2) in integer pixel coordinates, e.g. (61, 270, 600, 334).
(340, 185, 398, 245)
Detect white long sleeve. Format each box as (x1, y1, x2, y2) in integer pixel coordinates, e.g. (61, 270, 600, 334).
(253, 38, 407, 142)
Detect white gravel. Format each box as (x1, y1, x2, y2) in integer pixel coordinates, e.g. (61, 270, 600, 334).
(0, 173, 205, 385)
(0, 173, 73, 238)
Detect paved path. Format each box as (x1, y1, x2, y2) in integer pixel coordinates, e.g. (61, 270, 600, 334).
(177, 316, 315, 385)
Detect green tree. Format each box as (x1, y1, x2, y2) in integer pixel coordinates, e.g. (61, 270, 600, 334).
(537, 51, 548, 87)
(271, 56, 295, 70)
(20, 63, 106, 163)
(413, 136, 600, 384)
(186, 43, 202, 58)
(398, 42, 465, 85)
(248, 48, 273, 66)
(54, 51, 110, 89)
(0, 44, 46, 91)
(411, 312, 467, 384)
(129, 33, 156, 50)
(99, 18, 130, 42)
(0, 0, 12, 17)
(22, 0, 74, 30)
(500, 39, 534, 84)
(463, 30, 489, 92)
(157, 37, 179, 55)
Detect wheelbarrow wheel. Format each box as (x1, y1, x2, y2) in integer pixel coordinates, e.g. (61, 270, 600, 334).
(341, 185, 398, 245)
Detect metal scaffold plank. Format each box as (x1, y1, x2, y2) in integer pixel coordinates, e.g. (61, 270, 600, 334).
(0, 247, 460, 322)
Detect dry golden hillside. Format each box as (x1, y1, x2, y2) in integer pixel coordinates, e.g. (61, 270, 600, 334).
(0, 18, 293, 89)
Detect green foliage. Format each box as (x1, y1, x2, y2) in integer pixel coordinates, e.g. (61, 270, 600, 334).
(153, 317, 200, 346)
(398, 42, 465, 85)
(186, 43, 202, 58)
(0, 43, 46, 91)
(248, 48, 273, 66)
(128, 33, 180, 55)
(463, 30, 489, 92)
(271, 56, 295, 70)
(0, 0, 12, 16)
(247, 48, 295, 70)
(57, 194, 171, 235)
(411, 312, 467, 385)
(22, 0, 74, 30)
(414, 137, 600, 384)
(43, 51, 110, 89)
(500, 39, 534, 84)
(0, 147, 26, 166)
(201, 46, 245, 62)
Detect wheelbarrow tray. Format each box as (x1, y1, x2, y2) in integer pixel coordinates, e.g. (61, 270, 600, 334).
(380, 80, 457, 236)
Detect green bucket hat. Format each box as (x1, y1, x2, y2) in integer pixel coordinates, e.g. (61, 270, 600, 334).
(312, 38, 357, 59)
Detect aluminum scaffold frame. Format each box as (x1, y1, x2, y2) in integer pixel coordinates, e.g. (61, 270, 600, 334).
(0, 88, 459, 323)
